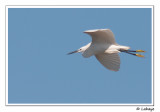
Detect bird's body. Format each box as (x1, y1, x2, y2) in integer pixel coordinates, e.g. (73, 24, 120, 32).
(81, 43, 129, 57)
(68, 29, 145, 71)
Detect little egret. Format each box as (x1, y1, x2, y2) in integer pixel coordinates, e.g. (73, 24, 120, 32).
(68, 29, 145, 71)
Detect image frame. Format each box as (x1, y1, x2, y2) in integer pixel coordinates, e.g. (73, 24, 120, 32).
(5, 5, 154, 106)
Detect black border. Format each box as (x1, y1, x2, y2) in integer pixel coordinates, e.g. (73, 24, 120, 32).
(5, 5, 154, 106)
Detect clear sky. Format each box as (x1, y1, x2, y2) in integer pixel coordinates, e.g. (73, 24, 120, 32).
(8, 8, 152, 104)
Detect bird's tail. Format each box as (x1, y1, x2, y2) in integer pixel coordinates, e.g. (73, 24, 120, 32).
(119, 46, 130, 51)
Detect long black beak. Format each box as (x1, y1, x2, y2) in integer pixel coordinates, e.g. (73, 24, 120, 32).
(67, 50, 78, 55)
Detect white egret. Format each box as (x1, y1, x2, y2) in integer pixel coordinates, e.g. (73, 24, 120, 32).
(68, 29, 145, 71)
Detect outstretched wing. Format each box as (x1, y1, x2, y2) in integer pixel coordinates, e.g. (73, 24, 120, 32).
(95, 53, 120, 71)
(84, 29, 118, 45)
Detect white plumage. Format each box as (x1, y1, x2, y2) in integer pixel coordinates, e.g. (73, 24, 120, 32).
(95, 53, 120, 71)
(68, 29, 145, 71)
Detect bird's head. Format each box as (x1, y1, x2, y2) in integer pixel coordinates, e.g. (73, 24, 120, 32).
(67, 43, 91, 55)
(67, 47, 85, 55)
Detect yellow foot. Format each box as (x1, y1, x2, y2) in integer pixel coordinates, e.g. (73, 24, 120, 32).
(136, 50, 146, 52)
(136, 54, 145, 57)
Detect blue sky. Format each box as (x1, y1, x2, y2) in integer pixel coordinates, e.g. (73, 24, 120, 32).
(8, 8, 152, 104)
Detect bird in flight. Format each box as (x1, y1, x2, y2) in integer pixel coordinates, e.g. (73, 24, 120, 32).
(68, 29, 145, 71)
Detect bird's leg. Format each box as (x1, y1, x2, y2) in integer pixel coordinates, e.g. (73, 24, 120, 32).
(120, 50, 145, 57)
(126, 50, 145, 52)
(125, 51, 144, 57)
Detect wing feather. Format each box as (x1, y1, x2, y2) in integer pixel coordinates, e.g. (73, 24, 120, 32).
(95, 53, 120, 71)
(84, 29, 117, 45)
